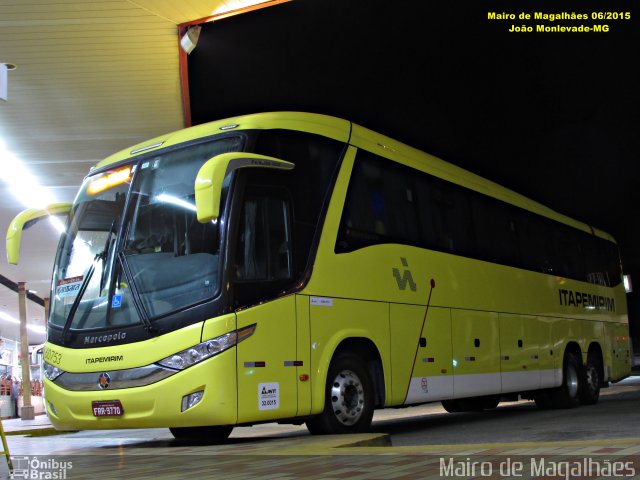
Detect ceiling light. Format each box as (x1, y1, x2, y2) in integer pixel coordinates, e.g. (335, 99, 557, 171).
(48, 216, 66, 234)
(0, 138, 58, 209)
(156, 194, 197, 212)
(28, 324, 46, 335)
(0, 312, 17, 325)
(0, 138, 64, 233)
(0, 312, 45, 334)
(211, 0, 272, 16)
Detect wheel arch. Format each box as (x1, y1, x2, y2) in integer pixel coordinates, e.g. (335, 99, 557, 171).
(312, 334, 386, 414)
(333, 337, 386, 408)
(564, 341, 583, 366)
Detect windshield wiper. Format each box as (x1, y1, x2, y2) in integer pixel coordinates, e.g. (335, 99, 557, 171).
(117, 252, 156, 335)
(60, 254, 99, 343)
(61, 216, 118, 343)
(99, 217, 118, 292)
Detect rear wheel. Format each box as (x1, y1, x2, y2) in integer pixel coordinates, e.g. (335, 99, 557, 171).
(169, 425, 233, 442)
(535, 351, 580, 409)
(533, 392, 553, 409)
(306, 353, 374, 435)
(552, 352, 581, 408)
(579, 355, 601, 405)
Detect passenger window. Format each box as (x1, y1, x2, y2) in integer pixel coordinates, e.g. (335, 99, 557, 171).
(471, 194, 519, 266)
(417, 176, 475, 256)
(336, 149, 623, 288)
(337, 151, 420, 251)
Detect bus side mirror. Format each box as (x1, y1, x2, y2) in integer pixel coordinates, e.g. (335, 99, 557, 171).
(6, 202, 71, 265)
(194, 152, 294, 223)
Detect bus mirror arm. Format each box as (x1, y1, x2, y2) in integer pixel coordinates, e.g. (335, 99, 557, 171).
(194, 152, 294, 223)
(6, 202, 72, 265)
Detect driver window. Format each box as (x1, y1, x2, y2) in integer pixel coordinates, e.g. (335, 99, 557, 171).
(236, 190, 293, 283)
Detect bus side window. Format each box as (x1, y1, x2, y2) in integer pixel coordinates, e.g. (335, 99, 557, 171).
(420, 179, 475, 256)
(337, 151, 420, 251)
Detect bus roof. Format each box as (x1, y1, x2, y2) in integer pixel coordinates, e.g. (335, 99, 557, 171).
(94, 111, 351, 170)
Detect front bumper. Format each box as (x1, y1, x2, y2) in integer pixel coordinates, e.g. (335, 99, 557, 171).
(45, 349, 237, 430)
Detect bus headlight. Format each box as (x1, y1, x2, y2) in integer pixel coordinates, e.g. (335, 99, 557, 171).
(157, 324, 256, 371)
(44, 361, 65, 381)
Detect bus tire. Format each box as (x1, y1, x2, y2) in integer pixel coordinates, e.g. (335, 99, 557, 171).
(306, 353, 374, 435)
(169, 425, 233, 442)
(441, 400, 462, 413)
(442, 396, 499, 413)
(579, 356, 601, 405)
(474, 395, 500, 410)
(533, 392, 553, 410)
(549, 352, 581, 409)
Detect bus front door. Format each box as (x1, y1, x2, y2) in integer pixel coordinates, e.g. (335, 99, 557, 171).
(232, 187, 299, 423)
(236, 296, 298, 423)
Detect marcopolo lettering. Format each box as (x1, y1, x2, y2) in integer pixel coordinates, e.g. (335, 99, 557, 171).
(558, 289, 615, 312)
(83, 331, 127, 345)
(86, 355, 124, 365)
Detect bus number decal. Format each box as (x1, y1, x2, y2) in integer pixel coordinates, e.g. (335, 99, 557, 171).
(258, 382, 280, 410)
(44, 347, 62, 366)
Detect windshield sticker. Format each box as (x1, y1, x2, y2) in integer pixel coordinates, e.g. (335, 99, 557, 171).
(258, 382, 280, 411)
(56, 276, 83, 298)
(111, 295, 123, 308)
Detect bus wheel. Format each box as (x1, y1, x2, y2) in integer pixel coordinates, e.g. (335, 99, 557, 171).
(533, 392, 553, 410)
(442, 396, 499, 413)
(306, 353, 374, 435)
(169, 426, 233, 442)
(441, 400, 462, 413)
(473, 395, 500, 410)
(579, 355, 601, 405)
(549, 352, 581, 409)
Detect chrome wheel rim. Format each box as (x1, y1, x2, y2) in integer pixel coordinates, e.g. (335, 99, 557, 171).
(330, 369, 365, 426)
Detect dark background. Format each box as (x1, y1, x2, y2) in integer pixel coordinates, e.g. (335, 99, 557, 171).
(187, 0, 640, 347)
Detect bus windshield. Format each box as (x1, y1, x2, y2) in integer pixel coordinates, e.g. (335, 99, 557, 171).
(50, 136, 243, 333)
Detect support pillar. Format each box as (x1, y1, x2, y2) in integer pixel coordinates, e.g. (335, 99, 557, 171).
(17, 282, 34, 420)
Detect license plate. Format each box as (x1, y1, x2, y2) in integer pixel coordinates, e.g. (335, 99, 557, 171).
(92, 400, 124, 417)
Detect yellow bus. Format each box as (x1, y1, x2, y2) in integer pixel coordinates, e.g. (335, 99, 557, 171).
(7, 112, 630, 440)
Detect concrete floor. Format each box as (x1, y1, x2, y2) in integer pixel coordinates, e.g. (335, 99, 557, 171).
(1, 377, 638, 479)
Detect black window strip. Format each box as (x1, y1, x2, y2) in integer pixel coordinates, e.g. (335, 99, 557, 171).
(336, 150, 622, 287)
